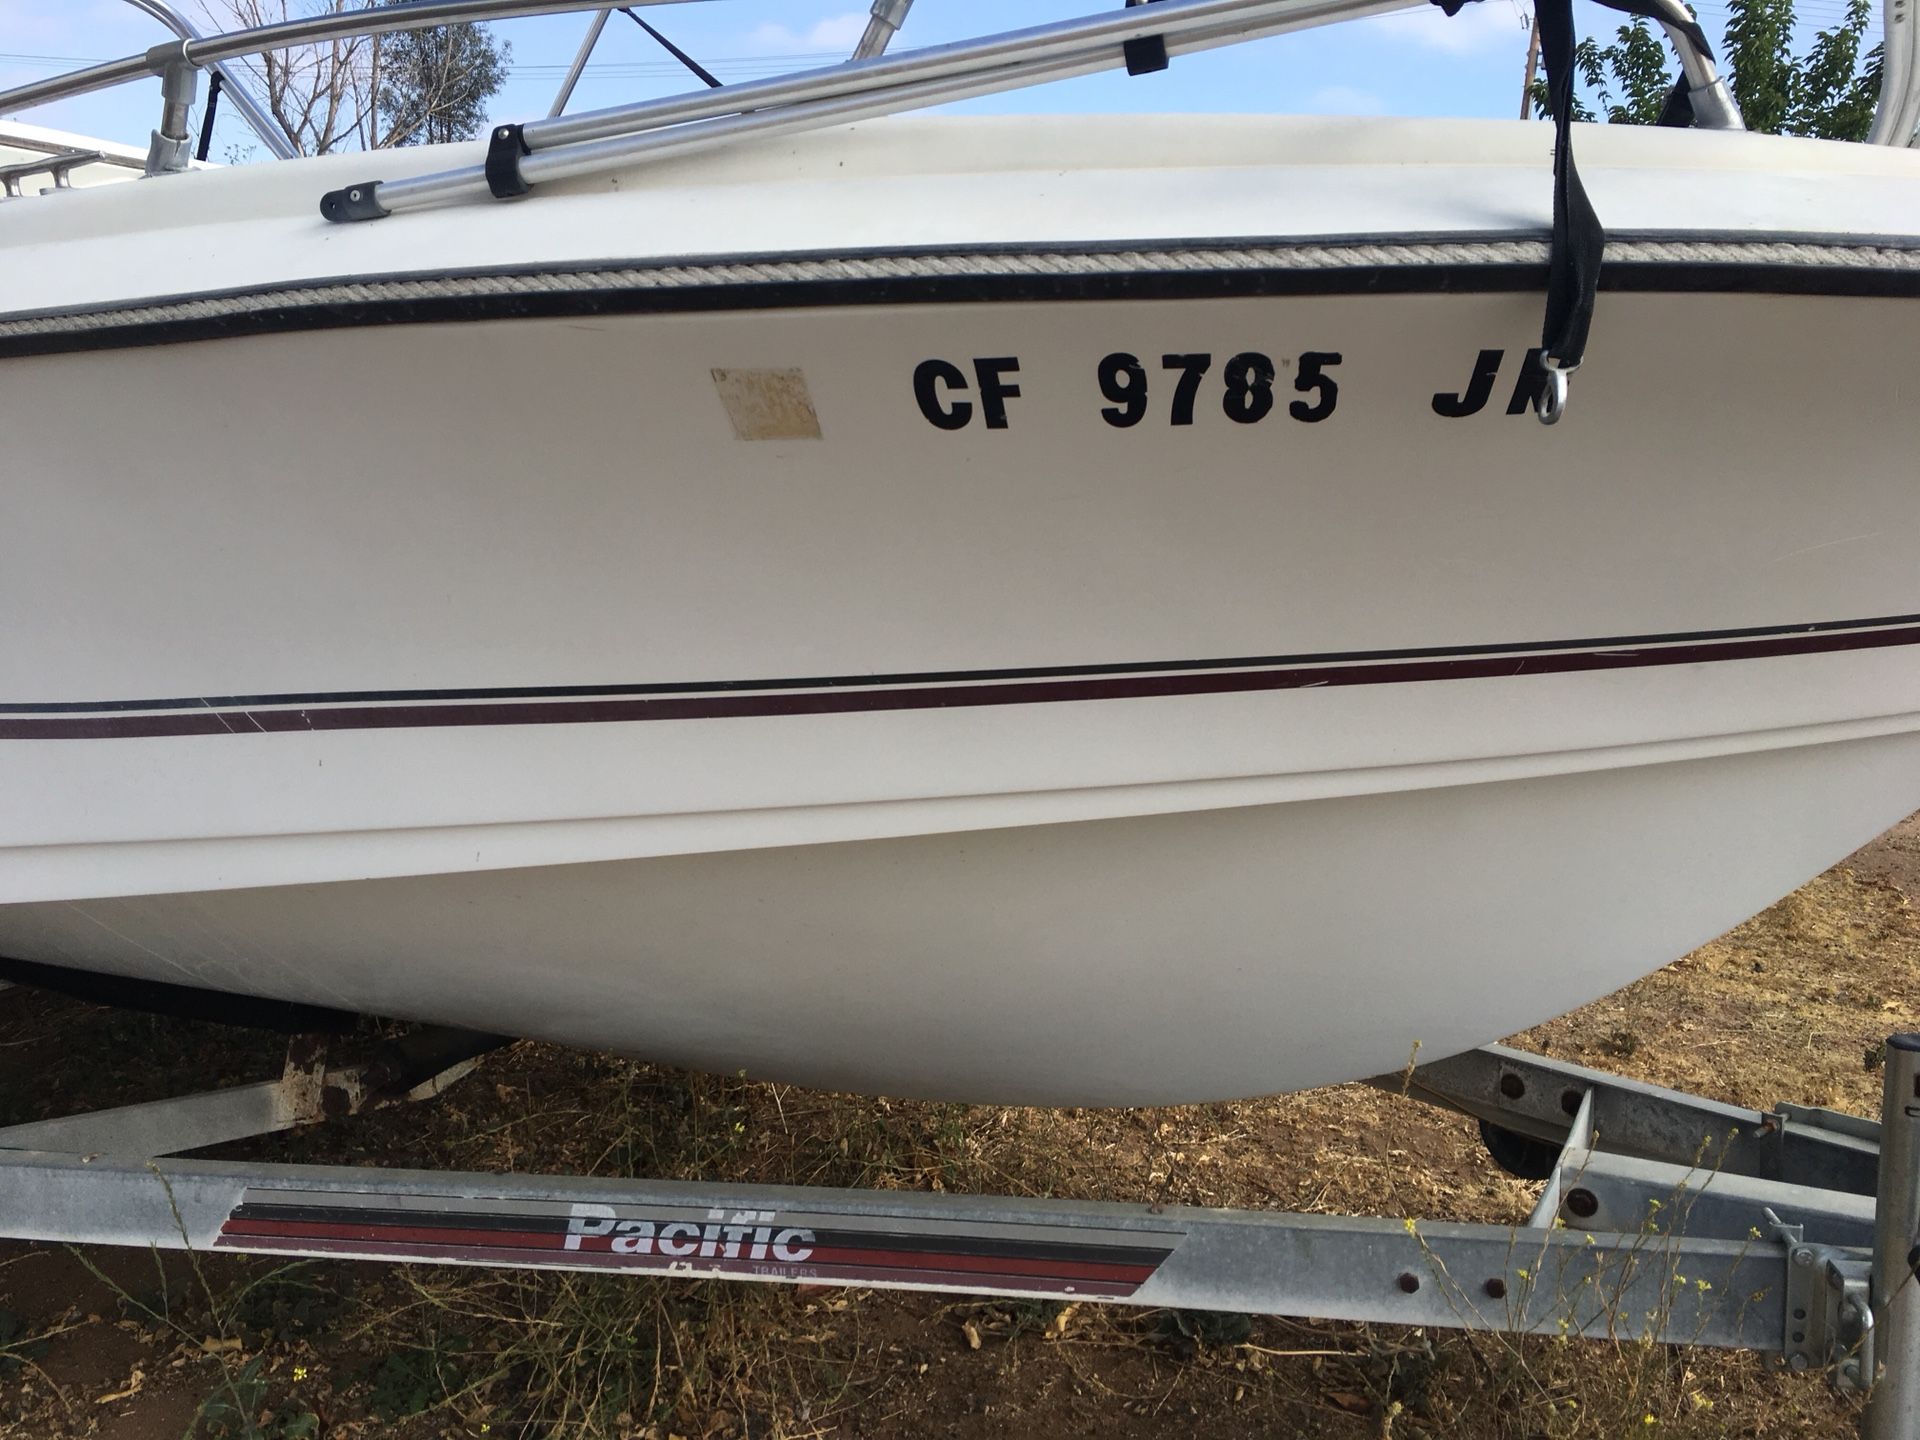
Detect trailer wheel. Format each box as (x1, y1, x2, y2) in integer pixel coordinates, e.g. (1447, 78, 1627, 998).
(1478, 1119, 1560, 1181)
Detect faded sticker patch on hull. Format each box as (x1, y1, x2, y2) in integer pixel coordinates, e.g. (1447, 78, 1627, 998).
(711, 367, 822, 440)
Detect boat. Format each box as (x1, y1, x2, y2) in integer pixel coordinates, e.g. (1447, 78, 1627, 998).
(2, 0, 1919, 1107)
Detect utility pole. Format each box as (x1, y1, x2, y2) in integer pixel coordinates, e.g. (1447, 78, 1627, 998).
(1520, 10, 1540, 118)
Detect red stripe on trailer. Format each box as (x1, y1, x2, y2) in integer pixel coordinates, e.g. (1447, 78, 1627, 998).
(218, 1216, 1162, 1284)
(222, 1217, 574, 1250)
(212, 1232, 1156, 1295)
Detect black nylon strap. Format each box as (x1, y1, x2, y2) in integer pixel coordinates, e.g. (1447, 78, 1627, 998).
(1657, 73, 1695, 127)
(1535, 0, 1603, 369)
(620, 7, 723, 90)
(195, 69, 222, 164)
(1430, 0, 1603, 371)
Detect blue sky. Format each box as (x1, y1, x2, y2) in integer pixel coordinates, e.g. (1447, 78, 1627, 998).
(0, 0, 1882, 159)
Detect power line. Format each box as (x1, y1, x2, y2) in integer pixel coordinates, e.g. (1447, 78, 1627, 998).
(513, 50, 847, 75)
(0, 49, 848, 76)
(0, 53, 112, 68)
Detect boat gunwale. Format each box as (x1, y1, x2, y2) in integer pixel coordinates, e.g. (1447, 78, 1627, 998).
(6, 229, 1920, 361)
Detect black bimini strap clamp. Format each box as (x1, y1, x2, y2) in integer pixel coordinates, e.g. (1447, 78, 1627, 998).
(485, 122, 533, 199)
(318, 179, 389, 223)
(1431, 0, 1601, 423)
(1123, 0, 1170, 75)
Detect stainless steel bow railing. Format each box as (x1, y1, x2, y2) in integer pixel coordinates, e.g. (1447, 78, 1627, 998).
(0, 0, 713, 175)
(0, 0, 708, 116)
(1871, 0, 1920, 144)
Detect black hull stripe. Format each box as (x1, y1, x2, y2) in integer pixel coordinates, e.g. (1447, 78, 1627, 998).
(4, 232, 1919, 360)
(4, 616, 1916, 740)
(1, 266, 1551, 359)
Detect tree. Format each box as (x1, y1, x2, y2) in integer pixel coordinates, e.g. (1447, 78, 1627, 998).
(1765, 0, 1880, 138)
(1530, 0, 1882, 140)
(373, 6, 512, 147)
(198, 0, 510, 155)
(1573, 20, 1674, 123)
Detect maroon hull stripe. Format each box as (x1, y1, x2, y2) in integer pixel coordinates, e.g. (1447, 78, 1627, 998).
(5, 615, 1917, 740)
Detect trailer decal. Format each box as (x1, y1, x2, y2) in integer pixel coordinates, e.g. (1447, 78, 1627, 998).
(215, 1191, 1183, 1296)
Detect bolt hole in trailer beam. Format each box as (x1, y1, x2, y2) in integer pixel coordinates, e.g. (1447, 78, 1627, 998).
(2, 990, 1918, 1429)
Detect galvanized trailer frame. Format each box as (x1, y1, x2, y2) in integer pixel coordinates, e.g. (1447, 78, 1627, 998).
(2, 1016, 1917, 1436)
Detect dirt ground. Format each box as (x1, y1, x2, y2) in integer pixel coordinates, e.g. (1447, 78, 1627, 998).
(1, 815, 1916, 1439)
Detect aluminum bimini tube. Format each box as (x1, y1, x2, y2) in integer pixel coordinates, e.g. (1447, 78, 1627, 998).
(0, 56, 158, 117)
(532, 0, 1387, 152)
(1586, 0, 1739, 129)
(1658, 20, 1741, 128)
(853, 0, 916, 60)
(341, 0, 1419, 219)
(519, 56, 1125, 185)
(548, 8, 613, 117)
(0, 0, 709, 116)
(1870, 0, 1920, 146)
(1592, 0, 1740, 130)
(514, 0, 1405, 188)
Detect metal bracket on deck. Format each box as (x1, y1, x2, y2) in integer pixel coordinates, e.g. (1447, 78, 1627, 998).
(0, 148, 107, 199)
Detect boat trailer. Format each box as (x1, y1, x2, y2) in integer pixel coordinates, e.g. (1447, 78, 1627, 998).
(1, 1009, 1917, 1437)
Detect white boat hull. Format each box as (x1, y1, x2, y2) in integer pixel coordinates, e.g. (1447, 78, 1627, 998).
(4, 117, 1920, 1102)
(2, 732, 1918, 1105)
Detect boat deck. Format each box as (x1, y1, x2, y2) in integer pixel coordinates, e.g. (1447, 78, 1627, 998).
(6, 116, 1920, 320)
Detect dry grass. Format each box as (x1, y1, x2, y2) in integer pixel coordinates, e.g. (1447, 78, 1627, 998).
(0, 826, 1915, 1439)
